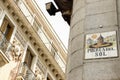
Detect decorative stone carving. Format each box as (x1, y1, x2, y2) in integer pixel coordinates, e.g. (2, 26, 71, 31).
(35, 67, 45, 80)
(9, 38, 24, 61)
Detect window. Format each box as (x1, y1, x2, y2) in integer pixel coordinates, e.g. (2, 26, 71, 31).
(0, 17, 14, 41)
(24, 49, 33, 69)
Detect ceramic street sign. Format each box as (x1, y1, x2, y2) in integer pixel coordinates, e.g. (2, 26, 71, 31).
(85, 31, 118, 59)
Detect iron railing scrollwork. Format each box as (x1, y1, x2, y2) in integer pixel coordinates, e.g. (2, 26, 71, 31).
(17, 62, 35, 80)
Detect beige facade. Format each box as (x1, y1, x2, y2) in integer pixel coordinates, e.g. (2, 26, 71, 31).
(0, 0, 67, 80)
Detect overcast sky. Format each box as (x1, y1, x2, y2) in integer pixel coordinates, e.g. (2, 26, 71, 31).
(34, 0, 70, 49)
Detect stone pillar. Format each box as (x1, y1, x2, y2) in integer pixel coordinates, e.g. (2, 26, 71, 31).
(67, 0, 120, 80)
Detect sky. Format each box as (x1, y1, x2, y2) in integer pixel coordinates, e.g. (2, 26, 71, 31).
(34, 0, 70, 49)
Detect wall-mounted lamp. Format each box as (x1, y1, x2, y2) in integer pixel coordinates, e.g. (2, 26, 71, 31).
(46, 2, 59, 16)
(46, 1, 73, 25)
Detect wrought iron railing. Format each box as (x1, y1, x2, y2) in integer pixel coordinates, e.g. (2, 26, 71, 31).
(17, 62, 35, 80)
(0, 30, 12, 60)
(0, 31, 9, 52)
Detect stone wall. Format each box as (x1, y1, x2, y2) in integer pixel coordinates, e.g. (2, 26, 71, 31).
(67, 0, 120, 80)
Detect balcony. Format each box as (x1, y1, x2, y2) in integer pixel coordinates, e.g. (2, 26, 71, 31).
(17, 62, 35, 80)
(15, 0, 35, 25)
(0, 30, 11, 61)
